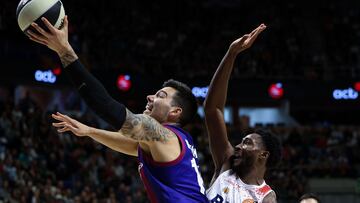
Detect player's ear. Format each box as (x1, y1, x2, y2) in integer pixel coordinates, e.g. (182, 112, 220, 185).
(168, 107, 182, 124)
(169, 107, 182, 117)
(259, 151, 269, 159)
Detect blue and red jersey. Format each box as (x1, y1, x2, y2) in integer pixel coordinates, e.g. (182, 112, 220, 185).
(138, 124, 208, 203)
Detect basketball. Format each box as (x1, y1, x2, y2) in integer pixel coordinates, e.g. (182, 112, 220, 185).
(16, 0, 65, 34)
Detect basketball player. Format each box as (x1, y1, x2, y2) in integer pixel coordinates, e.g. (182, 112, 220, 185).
(27, 16, 208, 203)
(204, 24, 282, 203)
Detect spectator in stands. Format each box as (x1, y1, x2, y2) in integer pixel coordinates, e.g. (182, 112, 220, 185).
(299, 193, 321, 203)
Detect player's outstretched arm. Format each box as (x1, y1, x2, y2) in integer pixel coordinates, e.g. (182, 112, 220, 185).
(52, 109, 176, 154)
(52, 112, 138, 156)
(29, 17, 177, 159)
(204, 24, 266, 172)
(28, 16, 127, 130)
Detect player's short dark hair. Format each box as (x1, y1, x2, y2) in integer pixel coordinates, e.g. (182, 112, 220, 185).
(253, 129, 282, 168)
(299, 193, 321, 203)
(162, 79, 198, 127)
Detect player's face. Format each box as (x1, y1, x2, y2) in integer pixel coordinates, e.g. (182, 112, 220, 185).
(144, 87, 180, 123)
(231, 134, 266, 175)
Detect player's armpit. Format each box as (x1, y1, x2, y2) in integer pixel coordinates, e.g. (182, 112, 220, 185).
(120, 109, 176, 143)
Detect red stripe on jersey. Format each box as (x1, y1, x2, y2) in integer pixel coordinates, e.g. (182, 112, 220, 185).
(139, 167, 158, 203)
(258, 185, 271, 195)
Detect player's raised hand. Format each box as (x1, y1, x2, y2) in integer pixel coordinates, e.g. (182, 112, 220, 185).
(229, 24, 266, 55)
(27, 15, 72, 56)
(52, 112, 90, 137)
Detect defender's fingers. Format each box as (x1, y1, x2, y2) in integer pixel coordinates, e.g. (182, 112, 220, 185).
(248, 26, 266, 44)
(249, 26, 260, 37)
(250, 24, 266, 37)
(238, 34, 250, 43)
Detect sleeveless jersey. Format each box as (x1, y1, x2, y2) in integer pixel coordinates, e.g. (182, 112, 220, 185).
(138, 124, 208, 203)
(206, 170, 273, 203)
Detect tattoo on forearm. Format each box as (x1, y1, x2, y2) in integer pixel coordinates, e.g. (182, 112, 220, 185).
(60, 49, 78, 67)
(121, 109, 173, 142)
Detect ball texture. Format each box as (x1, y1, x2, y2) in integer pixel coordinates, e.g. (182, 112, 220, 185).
(16, 0, 65, 33)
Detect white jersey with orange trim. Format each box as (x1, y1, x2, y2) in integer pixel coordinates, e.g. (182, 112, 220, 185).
(206, 170, 273, 203)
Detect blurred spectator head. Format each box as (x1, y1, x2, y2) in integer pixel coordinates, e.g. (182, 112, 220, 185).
(299, 193, 321, 203)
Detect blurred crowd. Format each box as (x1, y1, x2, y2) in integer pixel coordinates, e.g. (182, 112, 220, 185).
(0, 91, 147, 203)
(1, 0, 360, 80)
(1, 89, 360, 202)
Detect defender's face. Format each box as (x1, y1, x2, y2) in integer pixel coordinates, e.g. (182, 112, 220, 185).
(232, 133, 265, 168)
(144, 87, 179, 123)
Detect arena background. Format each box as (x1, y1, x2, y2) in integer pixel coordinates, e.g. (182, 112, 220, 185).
(1, 0, 360, 202)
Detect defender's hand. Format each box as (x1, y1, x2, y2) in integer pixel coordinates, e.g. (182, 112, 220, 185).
(229, 24, 266, 55)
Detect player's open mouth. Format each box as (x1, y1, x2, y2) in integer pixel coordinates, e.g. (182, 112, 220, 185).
(146, 104, 153, 112)
(233, 151, 242, 160)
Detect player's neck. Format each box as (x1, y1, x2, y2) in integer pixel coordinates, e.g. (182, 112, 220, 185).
(239, 166, 265, 186)
(162, 122, 181, 127)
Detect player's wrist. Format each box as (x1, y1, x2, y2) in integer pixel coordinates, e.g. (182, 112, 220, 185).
(56, 43, 74, 57)
(57, 44, 79, 67)
(227, 48, 239, 58)
(87, 127, 96, 137)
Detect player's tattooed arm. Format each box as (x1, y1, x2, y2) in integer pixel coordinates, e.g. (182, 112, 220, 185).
(59, 47, 79, 67)
(120, 109, 175, 143)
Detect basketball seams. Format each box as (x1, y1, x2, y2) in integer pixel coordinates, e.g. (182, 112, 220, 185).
(54, 3, 65, 29)
(16, 0, 32, 19)
(17, 0, 60, 31)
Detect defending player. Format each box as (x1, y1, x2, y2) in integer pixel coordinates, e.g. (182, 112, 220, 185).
(204, 24, 282, 203)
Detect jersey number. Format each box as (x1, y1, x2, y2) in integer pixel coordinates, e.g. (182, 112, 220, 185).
(191, 158, 205, 194)
(210, 194, 224, 203)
